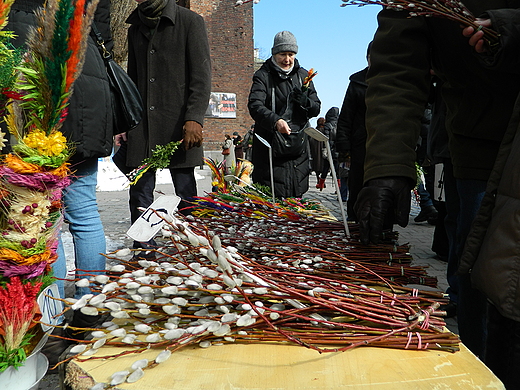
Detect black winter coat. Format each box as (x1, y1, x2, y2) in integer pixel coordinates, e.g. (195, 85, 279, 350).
(248, 58, 320, 198)
(459, 9, 520, 322)
(336, 68, 368, 156)
(364, 2, 520, 184)
(323, 106, 339, 152)
(125, 0, 211, 168)
(336, 68, 368, 220)
(7, 0, 114, 164)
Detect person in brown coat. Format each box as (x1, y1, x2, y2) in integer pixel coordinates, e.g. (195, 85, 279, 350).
(113, 0, 211, 253)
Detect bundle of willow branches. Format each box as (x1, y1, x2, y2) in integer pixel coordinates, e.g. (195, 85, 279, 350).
(188, 192, 437, 287)
(48, 211, 457, 386)
(341, 0, 499, 43)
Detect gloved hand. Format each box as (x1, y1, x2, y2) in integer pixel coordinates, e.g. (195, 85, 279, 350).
(183, 120, 203, 150)
(291, 87, 311, 108)
(354, 176, 413, 245)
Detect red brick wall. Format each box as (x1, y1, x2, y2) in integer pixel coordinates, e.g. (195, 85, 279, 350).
(190, 0, 255, 151)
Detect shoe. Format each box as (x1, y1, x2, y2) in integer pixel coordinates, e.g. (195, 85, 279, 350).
(439, 301, 457, 318)
(316, 178, 326, 191)
(65, 311, 103, 341)
(414, 205, 438, 223)
(131, 250, 157, 261)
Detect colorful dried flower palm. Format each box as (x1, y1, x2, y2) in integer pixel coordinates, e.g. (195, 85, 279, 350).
(204, 156, 254, 193)
(0, 277, 42, 371)
(0, 0, 98, 279)
(0, 0, 100, 371)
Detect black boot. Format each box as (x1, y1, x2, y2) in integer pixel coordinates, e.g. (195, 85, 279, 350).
(414, 205, 438, 223)
(65, 311, 103, 341)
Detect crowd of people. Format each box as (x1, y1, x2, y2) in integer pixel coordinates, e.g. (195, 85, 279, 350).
(7, 0, 520, 387)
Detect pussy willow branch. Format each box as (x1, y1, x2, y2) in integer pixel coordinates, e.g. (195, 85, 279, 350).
(341, 0, 500, 43)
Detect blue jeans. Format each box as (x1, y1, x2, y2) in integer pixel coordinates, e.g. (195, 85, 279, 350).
(340, 176, 348, 202)
(417, 182, 433, 208)
(54, 158, 106, 299)
(444, 160, 488, 357)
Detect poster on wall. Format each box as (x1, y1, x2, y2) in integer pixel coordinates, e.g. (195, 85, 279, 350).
(205, 92, 237, 118)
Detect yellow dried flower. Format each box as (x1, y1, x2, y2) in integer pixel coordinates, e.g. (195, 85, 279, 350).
(23, 130, 67, 156)
(47, 131, 68, 156)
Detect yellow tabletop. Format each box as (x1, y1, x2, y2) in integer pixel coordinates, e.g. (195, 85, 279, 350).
(66, 342, 503, 390)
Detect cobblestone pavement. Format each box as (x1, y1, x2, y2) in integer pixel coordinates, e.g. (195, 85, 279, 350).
(38, 164, 457, 389)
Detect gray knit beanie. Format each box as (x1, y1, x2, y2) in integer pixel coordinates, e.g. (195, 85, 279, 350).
(271, 31, 298, 55)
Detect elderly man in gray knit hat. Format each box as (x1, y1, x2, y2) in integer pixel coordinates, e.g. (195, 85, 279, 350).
(248, 30, 321, 198)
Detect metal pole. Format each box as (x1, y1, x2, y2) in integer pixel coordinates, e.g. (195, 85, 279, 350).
(254, 133, 276, 204)
(304, 127, 350, 237)
(268, 147, 275, 205)
(325, 141, 350, 237)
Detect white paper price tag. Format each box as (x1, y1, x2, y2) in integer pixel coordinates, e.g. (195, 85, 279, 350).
(127, 195, 180, 242)
(37, 284, 63, 331)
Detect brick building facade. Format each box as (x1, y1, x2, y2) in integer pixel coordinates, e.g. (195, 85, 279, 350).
(187, 0, 255, 151)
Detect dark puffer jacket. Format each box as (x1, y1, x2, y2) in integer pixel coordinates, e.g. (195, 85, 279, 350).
(248, 58, 320, 198)
(7, 0, 114, 164)
(459, 9, 520, 322)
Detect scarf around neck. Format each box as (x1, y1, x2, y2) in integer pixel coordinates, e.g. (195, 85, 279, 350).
(271, 56, 294, 76)
(138, 0, 168, 29)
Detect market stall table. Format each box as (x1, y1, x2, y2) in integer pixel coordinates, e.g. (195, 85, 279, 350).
(65, 341, 503, 389)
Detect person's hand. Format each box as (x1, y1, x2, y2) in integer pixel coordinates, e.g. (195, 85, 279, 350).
(275, 119, 291, 135)
(462, 18, 492, 53)
(354, 177, 413, 245)
(114, 132, 127, 146)
(183, 120, 203, 150)
(291, 87, 310, 108)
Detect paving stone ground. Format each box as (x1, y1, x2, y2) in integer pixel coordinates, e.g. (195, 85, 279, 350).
(38, 162, 457, 389)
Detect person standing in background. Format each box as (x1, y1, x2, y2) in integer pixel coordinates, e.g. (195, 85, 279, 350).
(113, 0, 211, 255)
(336, 43, 371, 220)
(310, 117, 326, 183)
(315, 107, 339, 191)
(242, 124, 254, 161)
(248, 31, 320, 198)
(222, 134, 235, 173)
(233, 131, 244, 161)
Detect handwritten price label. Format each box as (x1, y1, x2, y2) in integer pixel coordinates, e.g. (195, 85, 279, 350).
(127, 195, 180, 242)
